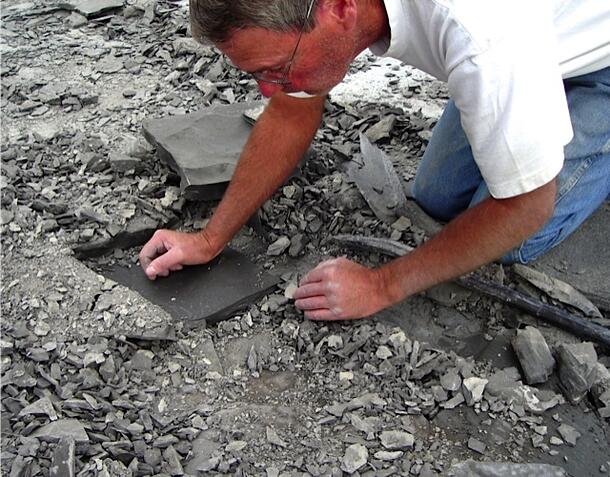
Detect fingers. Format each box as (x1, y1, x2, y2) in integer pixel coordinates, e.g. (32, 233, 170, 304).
(304, 309, 341, 321)
(292, 282, 327, 300)
(139, 231, 169, 270)
(295, 296, 328, 311)
(300, 259, 337, 285)
(145, 247, 184, 280)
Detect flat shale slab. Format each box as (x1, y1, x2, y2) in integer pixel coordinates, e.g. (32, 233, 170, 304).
(101, 248, 278, 325)
(143, 102, 264, 200)
(65, 0, 124, 17)
(532, 203, 610, 311)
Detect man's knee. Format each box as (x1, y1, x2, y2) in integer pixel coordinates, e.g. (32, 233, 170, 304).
(412, 171, 453, 221)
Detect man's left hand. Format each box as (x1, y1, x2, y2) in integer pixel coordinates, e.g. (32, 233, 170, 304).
(293, 257, 389, 321)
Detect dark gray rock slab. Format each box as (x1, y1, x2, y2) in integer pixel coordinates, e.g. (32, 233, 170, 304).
(448, 461, 567, 476)
(532, 203, 610, 312)
(100, 247, 278, 325)
(345, 133, 409, 224)
(73, 215, 177, 259)
(512, 326, 555, 384)
(143, 102, 263, 200)
(50, 437, 75, 477)
(556, 342, 598, 403)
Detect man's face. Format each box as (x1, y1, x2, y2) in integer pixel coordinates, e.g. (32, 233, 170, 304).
(217, 23, 357, 98)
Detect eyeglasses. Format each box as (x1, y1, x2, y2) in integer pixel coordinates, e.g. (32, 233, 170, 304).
(252, 0, 316, 86)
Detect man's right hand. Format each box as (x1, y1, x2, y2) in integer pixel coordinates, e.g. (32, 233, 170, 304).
(139, 229, 220, 280)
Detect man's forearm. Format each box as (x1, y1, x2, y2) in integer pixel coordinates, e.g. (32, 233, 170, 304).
(202, 93, 325, 253)
(377, 179, 557, 306)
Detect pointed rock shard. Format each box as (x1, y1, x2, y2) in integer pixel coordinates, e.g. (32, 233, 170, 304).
(512, 326, 555, 384)
(18, 397, 58, 421)
(346, 133, 409, 224)
(513, 264, 602, 318)
(32, 419, 89, 444)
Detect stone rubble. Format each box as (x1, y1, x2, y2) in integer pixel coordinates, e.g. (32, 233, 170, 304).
(1, 1, 608, 476)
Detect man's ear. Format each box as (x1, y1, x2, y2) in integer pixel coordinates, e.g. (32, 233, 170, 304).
(316, 0, 358, 32)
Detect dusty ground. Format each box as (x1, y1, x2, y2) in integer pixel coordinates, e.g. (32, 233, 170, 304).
(1, 1, 609, 476)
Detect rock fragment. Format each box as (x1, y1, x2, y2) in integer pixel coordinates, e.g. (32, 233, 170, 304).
(32, 419, 89, 444)
(267, 236, 290, 256)
(462, 377, 488, 406)
(342, 443, 368, 474)
(467, 437, 486, 455)
(163, 445, 184, 476)
(512, 326, 555, 384)
(379, 430, 414, 450)
(557, 424, 581, 446)
(18, 397, 58, 421)
(266, 427, 287, 448)
(345, 133, 409, 224)
(556, 342, 598, 403)
(50, 437, 75, 477)
(440, 369, 461, 392)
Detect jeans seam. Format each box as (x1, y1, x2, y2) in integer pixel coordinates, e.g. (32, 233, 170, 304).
(556, 154, 594, 205)
(514, 154, 596, 264)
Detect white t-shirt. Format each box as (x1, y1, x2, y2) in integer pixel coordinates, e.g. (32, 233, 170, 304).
(369, 0, 610, 198)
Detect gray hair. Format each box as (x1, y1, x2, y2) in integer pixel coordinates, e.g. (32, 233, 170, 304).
(189, 0, 317, 44)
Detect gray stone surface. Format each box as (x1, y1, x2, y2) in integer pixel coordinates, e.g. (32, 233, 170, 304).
(32, 419, 89, 444)
(532, 203, 610, 311)
(462, 377, 488, 406)
(512, 326, 556, 384)
(342, 443, 368, 474)
(379, 430, 415, 450)
(557, 424, 581, 447)
(448, 461, 567, 476)
(556, 342, 598, 403)
(50, 437, 75, 477)
(345, 133, 409, 224)
(67, 0, 124, 17)
(101, 247, 278, 325)
(143, 102, 263, 200)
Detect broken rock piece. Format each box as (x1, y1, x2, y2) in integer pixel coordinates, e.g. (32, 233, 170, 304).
(101, 247, 278, 325)
(556, 342, 598, 403)
(341, 443, 368, 474)
(50, 437, 75, 477)
(462, 377, 488, 406)
(557, 424, 581, 447)
(66, 0, 125, 18)
(143, 102, 264, 200)
(32, 419, 89, 444)
(345, 133, 409, 224)
(513, 264, 602, 318)
(512, 326, 555, 385)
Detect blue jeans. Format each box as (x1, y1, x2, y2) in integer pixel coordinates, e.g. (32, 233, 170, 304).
(413, 66, 610, 264)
